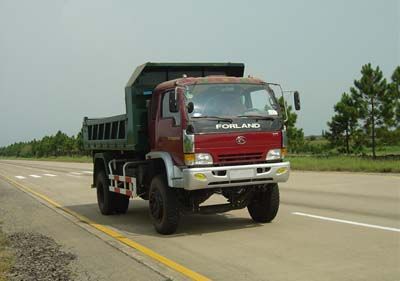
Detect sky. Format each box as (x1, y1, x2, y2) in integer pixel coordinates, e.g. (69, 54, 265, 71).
(0, 0, 399, 146)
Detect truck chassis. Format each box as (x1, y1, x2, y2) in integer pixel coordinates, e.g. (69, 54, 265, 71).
(93, 151, 283, 234)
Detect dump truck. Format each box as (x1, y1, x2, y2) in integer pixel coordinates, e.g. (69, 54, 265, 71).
(82, 62, 300, 234)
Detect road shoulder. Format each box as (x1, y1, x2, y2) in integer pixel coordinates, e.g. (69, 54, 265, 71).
(0, 178, 165, 281)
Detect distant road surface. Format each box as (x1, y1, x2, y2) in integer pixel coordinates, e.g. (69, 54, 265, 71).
(0, 159, 399, 281)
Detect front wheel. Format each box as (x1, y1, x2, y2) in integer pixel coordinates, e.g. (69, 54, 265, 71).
(96, 171, 115, 215)
(247, 183, 280, 223)
(149, 174, 180, 235)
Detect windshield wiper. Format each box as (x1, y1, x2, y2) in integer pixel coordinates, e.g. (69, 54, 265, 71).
(191, 116, 233, 123)
(237, 115, 277, 121)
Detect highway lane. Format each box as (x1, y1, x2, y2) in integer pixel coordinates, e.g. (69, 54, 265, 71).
(0, 159, 399, 281)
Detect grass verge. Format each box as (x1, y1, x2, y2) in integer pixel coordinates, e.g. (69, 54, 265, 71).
(0, 227, 13, 281)
(288, 156, 400, 173)
(0, 156, 91, 163)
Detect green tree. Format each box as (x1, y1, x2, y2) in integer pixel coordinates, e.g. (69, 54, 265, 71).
(0, 130, 89, 158)
(53, 131, 68, 156)
(326, 92, 359, 153)
(278, 97, 304, 153)
(350, 63, 393, 158)
(389, 66, 400, 128)
(75, 131, 85, 154)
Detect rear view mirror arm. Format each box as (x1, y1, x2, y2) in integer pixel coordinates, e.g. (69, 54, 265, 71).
(268, 83, 289, 124)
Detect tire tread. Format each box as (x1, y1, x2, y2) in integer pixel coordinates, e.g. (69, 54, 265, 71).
(248, 183, 280, 223)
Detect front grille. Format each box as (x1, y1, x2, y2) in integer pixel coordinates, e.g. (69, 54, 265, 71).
(217, 152, 263, 163)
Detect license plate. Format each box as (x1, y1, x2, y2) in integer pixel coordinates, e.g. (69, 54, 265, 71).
(230, 169, 254, 179)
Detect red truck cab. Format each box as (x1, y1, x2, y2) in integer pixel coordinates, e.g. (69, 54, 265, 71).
(148, 76, 290, 191)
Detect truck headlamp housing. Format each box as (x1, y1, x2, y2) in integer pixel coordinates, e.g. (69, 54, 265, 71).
(266, 149, 282, 161)
(184, 153, 213, 166)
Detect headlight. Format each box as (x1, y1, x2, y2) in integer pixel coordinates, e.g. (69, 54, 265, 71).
(184, 153, 213, 165)
(266, 149, 282, 161)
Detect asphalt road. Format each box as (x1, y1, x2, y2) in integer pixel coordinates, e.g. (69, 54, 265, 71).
(0, 159, 399, 281)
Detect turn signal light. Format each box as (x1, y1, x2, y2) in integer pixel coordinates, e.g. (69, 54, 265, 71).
(194, 173, 207, 181)
(276, 167, 288, 175)
(184, 154, 195, 165)
(281, 148, 287, 158)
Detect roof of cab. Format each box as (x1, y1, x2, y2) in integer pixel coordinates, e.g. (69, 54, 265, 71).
(154, 76, 265, 92)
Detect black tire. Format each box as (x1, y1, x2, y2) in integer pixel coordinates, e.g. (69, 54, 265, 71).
(247, 183, 280, 223)
(96, 170, 115, 215)
(149, 174, 180, 235)
(114, 193, 129, 214)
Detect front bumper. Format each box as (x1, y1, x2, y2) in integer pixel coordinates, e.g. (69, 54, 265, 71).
(181, 161, 290, 190)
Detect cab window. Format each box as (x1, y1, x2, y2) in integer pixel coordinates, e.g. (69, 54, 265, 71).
(161, 91, 181, 126)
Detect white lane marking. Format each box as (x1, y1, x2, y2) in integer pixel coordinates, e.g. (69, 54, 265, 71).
(292, 212, 400, 233)
(29, 175, 41, 178)
(15, 176, 26, 179)
(82, 171, 93, 174)
(70, 172, 83, 175)
(43, 174, 57, 177)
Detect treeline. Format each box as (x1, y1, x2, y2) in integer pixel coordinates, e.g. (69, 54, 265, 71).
(280, 63, 399, 156)
(0, 63, 398, 159)
(325, 64, 399, 157)
(0, 131, 86, 158)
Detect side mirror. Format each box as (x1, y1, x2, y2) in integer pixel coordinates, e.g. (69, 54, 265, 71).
(169, 90, 179, 113)
(294, 91, 301, 110)
(187, 102, 194, 114)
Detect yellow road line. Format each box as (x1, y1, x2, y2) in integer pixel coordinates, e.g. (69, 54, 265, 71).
(0, 174, 211, 281)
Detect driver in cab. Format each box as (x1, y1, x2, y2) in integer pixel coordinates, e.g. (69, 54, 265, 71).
(200, 91, 246, 117)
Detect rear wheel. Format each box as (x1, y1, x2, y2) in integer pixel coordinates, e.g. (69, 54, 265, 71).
(114, 193, 129, 214)
(247, 183, 280, 223)
(149, 174, 180, 234)
(96, 171, 115, 215)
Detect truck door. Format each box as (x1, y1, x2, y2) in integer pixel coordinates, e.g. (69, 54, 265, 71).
(156, 90, 184, 165)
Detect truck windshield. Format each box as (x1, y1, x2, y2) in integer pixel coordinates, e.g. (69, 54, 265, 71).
(185, 83, 280, 119)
